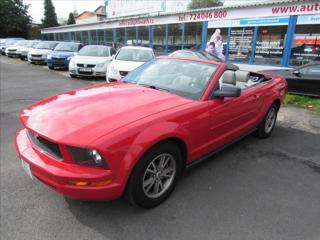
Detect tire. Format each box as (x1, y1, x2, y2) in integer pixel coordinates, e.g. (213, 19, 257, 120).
(125, 141, 183, 208)
(48, 66, 54, 70)
(69, 74, 77, 78)
(255, 103, 278, 138)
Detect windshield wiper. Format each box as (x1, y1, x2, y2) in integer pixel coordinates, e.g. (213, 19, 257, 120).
(139, 83, 171, 92)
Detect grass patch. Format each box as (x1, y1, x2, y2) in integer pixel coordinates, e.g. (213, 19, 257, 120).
(284, 94, 320, 113)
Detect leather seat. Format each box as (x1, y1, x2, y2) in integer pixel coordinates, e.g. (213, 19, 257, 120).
(235, 70, 250, 89)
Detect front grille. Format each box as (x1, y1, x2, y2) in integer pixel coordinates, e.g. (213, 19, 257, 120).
(119, 71, 128, 77)
(52, 57, 64, 61)
(27, 130, 62, 160)
(8, 49, 16, 52)
(31, 54, 42, 58)
(77, 64, 95, 68)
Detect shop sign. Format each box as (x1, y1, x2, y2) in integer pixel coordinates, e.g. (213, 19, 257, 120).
(297, 14, 320, 25)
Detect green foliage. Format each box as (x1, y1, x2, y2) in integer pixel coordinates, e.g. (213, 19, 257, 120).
(42, 0, 59, 28)
(188, 0, 223, 9)
(285, 94, 320, 113)
(0, 0, 32, 38)
(67, 13, 76, 25)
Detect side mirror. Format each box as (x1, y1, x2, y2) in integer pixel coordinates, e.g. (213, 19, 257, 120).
(213, 85, 241, 98)
(293, 70, 301, 76)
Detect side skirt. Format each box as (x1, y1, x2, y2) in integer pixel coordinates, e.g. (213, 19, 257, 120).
(186, 128, 257, 169)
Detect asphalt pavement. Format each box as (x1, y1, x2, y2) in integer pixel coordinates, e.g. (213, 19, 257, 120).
(1, 56, 320, 240)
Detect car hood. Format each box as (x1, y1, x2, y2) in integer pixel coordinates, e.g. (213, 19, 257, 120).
(29, 49, 52, 55)
(111, 59, 145, 72)
(73, 55, 109, 64)
(52, 51, 75, 58)
(21, 82, 191, 146)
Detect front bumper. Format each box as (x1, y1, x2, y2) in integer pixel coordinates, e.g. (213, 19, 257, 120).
(15, 128, 122, 201)
(69, 66, 106, 77)
(47, 58, 69, 69)
(7, 51, 20, 57)
(28, 56, 47, 64)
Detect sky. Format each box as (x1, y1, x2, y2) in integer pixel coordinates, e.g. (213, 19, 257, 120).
(23, 0, 104, 23)
(23, 0, 281, 24)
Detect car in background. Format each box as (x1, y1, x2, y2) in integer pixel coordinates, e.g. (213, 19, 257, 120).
(169, 49, 239, 71)
(47, 42, 83, 70)
(20, 40, 41, 60)
(28, 41, 60, 64)
(5, 40, 30, 57)
(260, 61, 320, 97)
(69, 45, 116, 78)
(106, 46, 155, 82)
(1, 38, 24, 55)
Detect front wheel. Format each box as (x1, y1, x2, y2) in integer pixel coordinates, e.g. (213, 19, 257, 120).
(255, 103, 278, 138)
(69, 74, 77, 78)
(125, 142, 182, 208)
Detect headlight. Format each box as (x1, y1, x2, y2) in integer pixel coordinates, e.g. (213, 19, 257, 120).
(67, 55, 73, 61)
(69, 147, 107, 167)
(47, 54, 52, 60)
(97, 62, 106, 68)
(69, 59, 76, 67)
(108, 65, 118, 75)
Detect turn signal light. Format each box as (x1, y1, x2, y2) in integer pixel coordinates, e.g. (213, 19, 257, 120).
(69, 179, 112, 187)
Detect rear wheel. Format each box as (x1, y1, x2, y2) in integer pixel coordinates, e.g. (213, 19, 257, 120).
(125, 142, 182, 208)
(255, 103, 278, 138)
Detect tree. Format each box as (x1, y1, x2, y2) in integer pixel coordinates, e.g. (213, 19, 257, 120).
(67, 13, 76, 25)
(42, 0, 59, 28)
(188, 0, 223, 9)
(0, 0, 32, 38)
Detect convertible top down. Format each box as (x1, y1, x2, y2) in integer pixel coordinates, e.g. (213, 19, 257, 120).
(15, 57, 287, 208)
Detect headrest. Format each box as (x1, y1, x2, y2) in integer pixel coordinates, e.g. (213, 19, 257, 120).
(221, 70, 236, 85)
(235, 70, 250, 83)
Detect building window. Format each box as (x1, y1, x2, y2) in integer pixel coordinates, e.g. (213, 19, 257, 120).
(167, 24, 183, 53)
(105, 29, 113, 46)
(206, 28, 228, 61)
(82, 31, 88, 44)
(184, 22, 202, 50)
(254, 26, 286, 65)
(126, 27, 136, 45)
(137, 26, 149, 47)
(91, 30, 98, 44)
(115, 28, 125, 47)
(153, 25, 166, 55)
(97, 30, 104, 45)
(290, 24, 320, 66)
(228, 27, 254, 63)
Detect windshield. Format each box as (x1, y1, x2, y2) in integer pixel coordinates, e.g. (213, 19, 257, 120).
(122, 59, 218, 100)
(36, 41, 58, 49)
(116, 48, 154, 62)
(54, 42, 80, 52)
(78, 45, 110, 57)
(26, 41, 40, 47)
(16, 41, 28, 46)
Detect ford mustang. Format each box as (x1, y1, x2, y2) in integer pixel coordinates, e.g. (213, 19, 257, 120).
(15, 57, 287, 208)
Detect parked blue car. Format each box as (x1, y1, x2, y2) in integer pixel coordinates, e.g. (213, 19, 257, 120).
(47, 42, 83, 69)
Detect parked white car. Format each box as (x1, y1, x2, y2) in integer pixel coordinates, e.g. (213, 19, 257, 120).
(19, 40, 41, 60)
(5, 40, 29, 57)
(28, 41, 60, 64)
(106, 46, 155, 82)
(68, 45, 116, 78)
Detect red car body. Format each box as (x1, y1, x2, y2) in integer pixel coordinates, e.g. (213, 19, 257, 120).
(15, 57, 287, 201)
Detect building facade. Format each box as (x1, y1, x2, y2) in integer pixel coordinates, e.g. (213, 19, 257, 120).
(41, 0, 320, 67)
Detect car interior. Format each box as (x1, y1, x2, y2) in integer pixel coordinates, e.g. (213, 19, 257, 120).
(219, 70, 272, 90)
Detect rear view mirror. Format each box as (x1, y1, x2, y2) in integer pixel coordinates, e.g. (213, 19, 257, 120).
(213, 85, 241, 98)
(293, 70, 301, 76)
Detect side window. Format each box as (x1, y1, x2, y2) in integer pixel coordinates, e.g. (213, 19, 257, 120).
(300, 65, 320, 75)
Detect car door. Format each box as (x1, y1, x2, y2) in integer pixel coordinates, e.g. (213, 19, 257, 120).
(293, 63, 320, 96)
(287, 63, 320, 96)
(206, 81, 262, 151)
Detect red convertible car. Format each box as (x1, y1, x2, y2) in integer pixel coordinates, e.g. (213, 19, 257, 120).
(15, 57, 287, 208)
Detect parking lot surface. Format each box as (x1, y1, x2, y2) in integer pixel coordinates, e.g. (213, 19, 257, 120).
(1, 56, 320, 240)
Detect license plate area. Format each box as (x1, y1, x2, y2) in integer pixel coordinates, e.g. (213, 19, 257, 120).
(21, 158, 33, 179)
(78, 67, 92, 73)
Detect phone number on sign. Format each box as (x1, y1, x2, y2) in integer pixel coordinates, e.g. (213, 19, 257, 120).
(178, 11, 227, 22)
